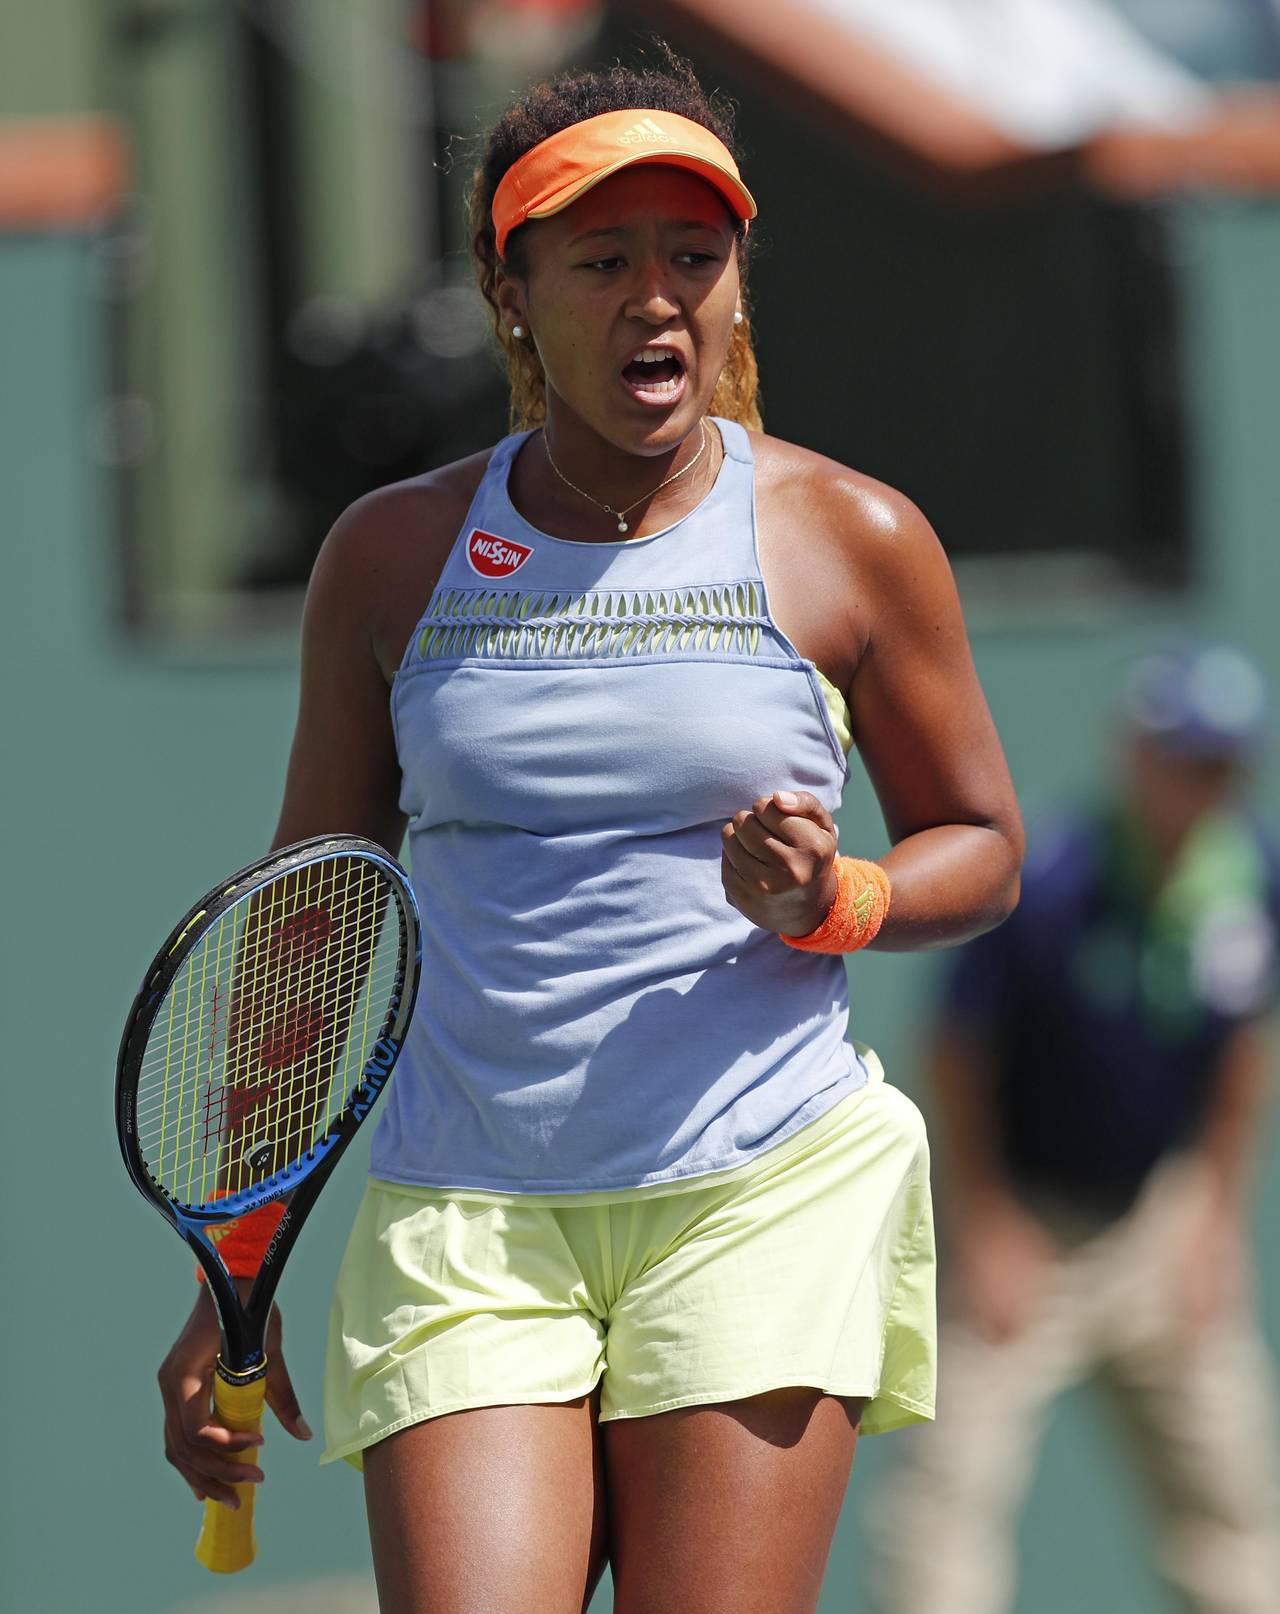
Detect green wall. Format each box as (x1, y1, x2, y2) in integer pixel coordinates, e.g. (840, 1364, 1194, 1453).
(3, 197, 1278, 1613)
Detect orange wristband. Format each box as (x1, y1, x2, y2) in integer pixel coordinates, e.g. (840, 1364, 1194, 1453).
(195, 1200, 287, 1282)
(780, 856, 891, 953)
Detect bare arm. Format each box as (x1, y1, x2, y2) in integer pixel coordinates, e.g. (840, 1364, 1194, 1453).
(271, 494, 410, 857)
(646, 0, 1068, 197)
(930, 1019, 1019, 1218)
(159, 489, 416, 1510)
(1190, 1021, 1277, 1217)
(646, 0, 1280, 201)
(1164, 1020, 1278, 1330)
(847, 488, 1023, 950)
(934, 1009, 1279, 1337)
(935, 1007, 1280, 1214)
(929, 1012, 1060, 1342)
(722, 480, 1021, 947)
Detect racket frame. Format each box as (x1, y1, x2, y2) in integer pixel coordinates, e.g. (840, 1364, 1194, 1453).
(116, 834, 420, 1378)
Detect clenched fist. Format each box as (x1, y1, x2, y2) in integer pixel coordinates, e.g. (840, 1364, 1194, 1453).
(720, 789, 840, 937)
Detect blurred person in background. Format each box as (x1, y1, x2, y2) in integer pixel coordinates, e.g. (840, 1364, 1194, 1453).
(655, 0, 1280, 199)
(868, 642, 1280, 1614)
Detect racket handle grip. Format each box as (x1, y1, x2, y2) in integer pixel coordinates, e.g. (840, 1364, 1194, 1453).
(194, 1371, 267, 1573)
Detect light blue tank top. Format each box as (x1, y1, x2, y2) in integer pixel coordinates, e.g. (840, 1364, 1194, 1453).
(370, 417, 868, 1193)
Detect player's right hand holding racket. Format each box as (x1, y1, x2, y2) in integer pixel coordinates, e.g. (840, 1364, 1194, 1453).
(157, 1272, 306, 1514)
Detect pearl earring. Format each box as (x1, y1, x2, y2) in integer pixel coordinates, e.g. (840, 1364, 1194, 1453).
(733, 310, 744, 326)
(512, 324, 525, 339)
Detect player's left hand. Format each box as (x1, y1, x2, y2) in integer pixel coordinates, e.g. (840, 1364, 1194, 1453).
(721, 789, 839, 937)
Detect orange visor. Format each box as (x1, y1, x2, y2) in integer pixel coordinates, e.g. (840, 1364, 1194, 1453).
(491, 109, 757, 261)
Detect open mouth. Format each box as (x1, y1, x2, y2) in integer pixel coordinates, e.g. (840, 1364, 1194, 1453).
(620, 347, 687, 407)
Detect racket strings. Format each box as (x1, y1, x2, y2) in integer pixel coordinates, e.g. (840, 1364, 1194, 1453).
(144, 878, 396, 1201)
(130, 946, 396, 1137)
(221, 858, 386, 1197)
(131, 857, 385, 1108)
(134, 857, 402, 1207)
(137, 875, 392, 1179)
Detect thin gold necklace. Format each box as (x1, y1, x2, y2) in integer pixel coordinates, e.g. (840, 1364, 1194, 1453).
(542, 420, 708, 534)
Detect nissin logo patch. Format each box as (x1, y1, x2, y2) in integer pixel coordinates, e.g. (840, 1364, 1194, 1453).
(466, 528, 533, 578)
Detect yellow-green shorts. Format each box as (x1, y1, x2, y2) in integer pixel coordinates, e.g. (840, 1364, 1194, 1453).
(321, 1047, 935, 1467)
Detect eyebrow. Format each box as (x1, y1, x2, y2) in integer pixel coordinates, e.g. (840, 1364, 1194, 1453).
(566, 219, 726, 247)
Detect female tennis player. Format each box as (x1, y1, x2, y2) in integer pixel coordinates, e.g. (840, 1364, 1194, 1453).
(157, 48, 1022, 1613)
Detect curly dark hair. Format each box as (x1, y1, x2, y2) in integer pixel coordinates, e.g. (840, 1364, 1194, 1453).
(466, 44, 761, 432)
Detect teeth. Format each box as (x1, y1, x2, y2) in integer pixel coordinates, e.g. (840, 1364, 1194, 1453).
(632, 347, 677, 365)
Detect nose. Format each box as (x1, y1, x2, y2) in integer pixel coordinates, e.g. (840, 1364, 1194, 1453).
(624, 263, 680, 325)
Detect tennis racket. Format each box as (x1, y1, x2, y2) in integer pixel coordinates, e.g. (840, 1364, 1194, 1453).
(116, 835, 420, 1573)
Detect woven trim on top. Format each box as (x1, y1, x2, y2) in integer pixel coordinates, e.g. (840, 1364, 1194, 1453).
(415, 583, 771, 662)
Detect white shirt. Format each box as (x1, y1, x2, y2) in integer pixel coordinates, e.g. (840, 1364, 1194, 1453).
(803, 0, 1215, 147)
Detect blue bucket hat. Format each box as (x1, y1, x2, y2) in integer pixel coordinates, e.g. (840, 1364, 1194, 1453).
(1122, 642, 1269, 761)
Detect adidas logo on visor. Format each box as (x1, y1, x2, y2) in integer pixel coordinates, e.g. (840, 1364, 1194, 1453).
(618, 117, 677, 146)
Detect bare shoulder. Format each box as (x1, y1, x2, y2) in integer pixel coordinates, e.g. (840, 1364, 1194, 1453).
(316, 448, 494, 581)
(742, 429, 949, 684)
(749, 430, 940, 568)
(308, 448, 495, 678)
